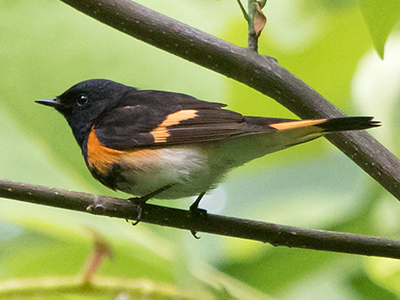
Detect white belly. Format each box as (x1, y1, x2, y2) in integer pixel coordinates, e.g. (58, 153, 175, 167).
(112, 130, 304, 199)
(115, 147, 223, 199)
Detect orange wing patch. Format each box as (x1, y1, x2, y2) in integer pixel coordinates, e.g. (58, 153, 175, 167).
(87, 127, 161, 174)
(151, 110, 198, 143)
(269, 119, 327, 130)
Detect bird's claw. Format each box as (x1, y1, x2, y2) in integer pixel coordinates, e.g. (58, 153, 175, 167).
(127, 185, 173, 225)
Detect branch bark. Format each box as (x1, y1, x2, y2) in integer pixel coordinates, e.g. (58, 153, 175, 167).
(57, 0, 400, 200)
(2, 179, 400, 259)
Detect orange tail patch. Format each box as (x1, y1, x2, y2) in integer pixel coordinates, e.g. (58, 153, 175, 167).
(269, 119, 327, 130)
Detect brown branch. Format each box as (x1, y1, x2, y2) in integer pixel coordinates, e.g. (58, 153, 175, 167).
(1, 179, 400, 259)
(57, 0, 400, 201)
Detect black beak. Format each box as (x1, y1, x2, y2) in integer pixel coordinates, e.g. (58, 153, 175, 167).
(35, 98, 63, 109)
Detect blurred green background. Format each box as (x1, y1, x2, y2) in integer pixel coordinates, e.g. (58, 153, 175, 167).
(1, 0, 400, 299)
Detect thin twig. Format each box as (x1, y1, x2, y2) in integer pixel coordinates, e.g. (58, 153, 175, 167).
(58, 0, 400, 201)
(236, 0, 250, 22)
(1, 179, 400, 259)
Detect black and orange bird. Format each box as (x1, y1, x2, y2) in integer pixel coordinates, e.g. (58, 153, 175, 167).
(36, 79, 380, 218)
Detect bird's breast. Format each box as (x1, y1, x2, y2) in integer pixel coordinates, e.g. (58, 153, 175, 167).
(85, 128, 221, 198)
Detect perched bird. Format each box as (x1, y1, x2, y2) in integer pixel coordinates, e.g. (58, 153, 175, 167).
(36, 79, 380, 217)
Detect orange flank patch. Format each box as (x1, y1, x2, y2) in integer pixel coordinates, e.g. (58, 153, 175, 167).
(151, 110, 198, 143)
(87, 127, 158, 174)
(269, 119, 327, 130)
(87, 128, 123, 173)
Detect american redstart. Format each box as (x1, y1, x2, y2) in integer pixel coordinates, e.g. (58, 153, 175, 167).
(36, 79, 380, 218)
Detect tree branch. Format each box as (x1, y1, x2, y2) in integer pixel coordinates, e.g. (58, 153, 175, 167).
(57, 0, 400, 200)
(1, 179, 400, 259)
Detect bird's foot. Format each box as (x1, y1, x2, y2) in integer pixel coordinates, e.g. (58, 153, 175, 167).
(128, 185, 172, 225)
(189, 192, 207, 239)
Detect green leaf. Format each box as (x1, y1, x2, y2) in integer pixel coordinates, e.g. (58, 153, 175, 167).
(358, 0, 400, 58)
(349, 269, 397, 300)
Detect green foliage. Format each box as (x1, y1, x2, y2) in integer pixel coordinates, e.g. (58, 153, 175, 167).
(0, 0, 399, 299)
(358, 0, 400, 58)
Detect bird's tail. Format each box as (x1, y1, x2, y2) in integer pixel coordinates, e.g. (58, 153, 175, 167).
(267, 116, 380, 133)
(213, 116, 380, 169)
(307, 116, 380, 132)
(265, 116, 380, 147)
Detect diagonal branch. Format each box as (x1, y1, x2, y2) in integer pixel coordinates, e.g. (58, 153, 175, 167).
(57, 0, 400, 200)
(1, 179, 400, 259)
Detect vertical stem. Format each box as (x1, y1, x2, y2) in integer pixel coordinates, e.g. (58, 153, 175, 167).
(247, 0, 258, 51)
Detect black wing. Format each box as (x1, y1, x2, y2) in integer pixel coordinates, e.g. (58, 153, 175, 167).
(93, 90, 282, 150)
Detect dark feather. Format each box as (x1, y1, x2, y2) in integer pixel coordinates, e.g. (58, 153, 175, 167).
(93, 89, 380, 150)
(93, 90, 288, 149)
(94, 90, 249, 149)
(316, 117, 381, 132)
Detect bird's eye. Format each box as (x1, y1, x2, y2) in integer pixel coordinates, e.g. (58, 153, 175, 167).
(77, 94, 88, 106)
